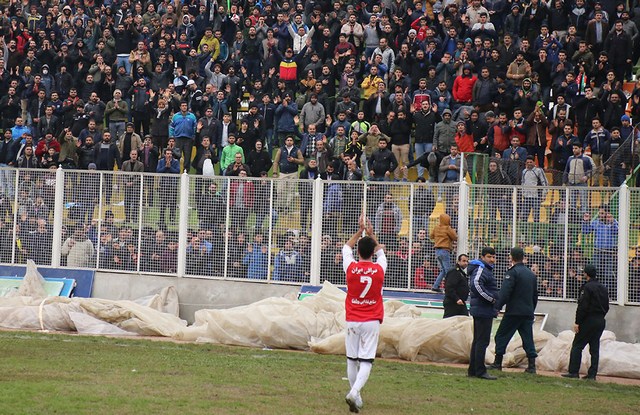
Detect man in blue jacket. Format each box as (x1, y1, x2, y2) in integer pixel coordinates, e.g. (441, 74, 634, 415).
(468, 246, 499, 380)
(169, 101, 197, 173)
(489, 247, 539, 374)
(582, 206, 618, 299)
(274, 93, 299, 147)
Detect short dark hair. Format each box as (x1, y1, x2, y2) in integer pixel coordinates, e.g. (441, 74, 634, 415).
(481, 246, 496, 256)
(357, 236, 377, 260)
(510, 247, 524, 261)
(458, 254, 469, 261)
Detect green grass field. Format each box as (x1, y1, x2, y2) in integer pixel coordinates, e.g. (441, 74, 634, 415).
(0, 331, 637, 415)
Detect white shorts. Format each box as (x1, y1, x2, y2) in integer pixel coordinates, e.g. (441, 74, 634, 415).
(345, 320, 380, 362)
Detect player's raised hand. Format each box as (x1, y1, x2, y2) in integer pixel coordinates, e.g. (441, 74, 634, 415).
(358, 214, 366, 231)
(364, 218, 374, 236)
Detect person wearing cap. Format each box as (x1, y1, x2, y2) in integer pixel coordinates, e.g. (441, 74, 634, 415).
(562, 263, 610, 380)
(105, 89, 129, 142)
(489, 247, 539, 374)
(117, 122, 142, 164)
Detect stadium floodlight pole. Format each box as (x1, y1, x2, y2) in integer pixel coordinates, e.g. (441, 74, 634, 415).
(617, 183, 630, 306)
(177, 171, 190, 278)
(51, 166, 65, 267)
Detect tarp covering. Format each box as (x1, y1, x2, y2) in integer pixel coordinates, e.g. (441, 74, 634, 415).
(1, 262, 639, 378)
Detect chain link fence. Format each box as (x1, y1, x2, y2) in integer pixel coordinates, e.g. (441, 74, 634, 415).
(0, 165, 637, 305)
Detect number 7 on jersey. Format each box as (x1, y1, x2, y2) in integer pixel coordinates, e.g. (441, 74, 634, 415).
(359, 276, 372, 298)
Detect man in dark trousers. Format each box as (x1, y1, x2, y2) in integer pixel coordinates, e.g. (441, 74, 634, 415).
(489, 247, 539, 374)
(443, 254, 470, 318)
(468, 246, 499, 380)
(562, 264, 610, 381)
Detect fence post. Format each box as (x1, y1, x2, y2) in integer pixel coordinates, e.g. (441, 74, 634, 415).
(457, 180, 469, 258)
(562, 187, 570, 299)
(51, 166, 65, 267)
(176, 172, 189, 278)
(135, 174, 144, 273)
(10, 170, 19, 264)
(309, 177, 324, 285)
(617, 183, 630, 305)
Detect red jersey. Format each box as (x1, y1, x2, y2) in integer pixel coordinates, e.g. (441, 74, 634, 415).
(342, 245, 387, 323)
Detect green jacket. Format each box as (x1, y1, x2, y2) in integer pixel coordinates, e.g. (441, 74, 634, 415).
(220, 144, 244, 170)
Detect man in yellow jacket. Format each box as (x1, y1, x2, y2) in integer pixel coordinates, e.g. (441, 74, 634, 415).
(430, 213, 458, 292)
(361, 66, 384, 100)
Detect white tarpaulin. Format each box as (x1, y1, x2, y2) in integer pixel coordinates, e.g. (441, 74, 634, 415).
(1, 262, 639, 378)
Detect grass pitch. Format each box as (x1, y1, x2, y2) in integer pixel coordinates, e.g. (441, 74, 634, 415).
(0, 331, 637, 415)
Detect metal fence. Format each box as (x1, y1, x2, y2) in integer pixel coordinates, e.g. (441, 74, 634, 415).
(0, 166, 637, 305)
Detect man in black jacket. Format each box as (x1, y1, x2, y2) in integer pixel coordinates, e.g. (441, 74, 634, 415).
(411, 101, 441, 180)
(562, 264, 610, 380)
(489, 247, 539, 374)
(369, 138, 398, 181)
(443, 254, 470, 318)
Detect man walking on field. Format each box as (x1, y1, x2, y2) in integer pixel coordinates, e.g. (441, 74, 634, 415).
(343, 215, 387, 413)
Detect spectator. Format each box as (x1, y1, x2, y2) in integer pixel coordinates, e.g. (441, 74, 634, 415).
(61, 225, 94, 268)
(374, 192, 402, 251)
(156, 148, 180, 229)
(273, 135, 304, 212)
(121, 149, 143, 223)
(520, 156, 549, 243)
(368, 137, 397, 181)
(582, 118, 611, 186)
(117, 122, 142, 164)
(244, 233, 269, 280)
(582, 206, 618, 297)
(273, 238, 302, 282)
(169, 101, 197, 172)
(430, 213, 458, 292)
(105, 89, 128, 141)
(564, 143, 593, 213)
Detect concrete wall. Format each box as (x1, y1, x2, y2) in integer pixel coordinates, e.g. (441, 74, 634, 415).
(92, 272, 300, 324)
(537, 300, 640, 343)
(93, 272, 640, 343)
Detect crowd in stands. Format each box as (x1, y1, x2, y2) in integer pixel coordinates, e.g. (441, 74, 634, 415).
(0, 0, 639, 299)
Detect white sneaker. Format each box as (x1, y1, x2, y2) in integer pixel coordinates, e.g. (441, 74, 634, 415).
(345, 391, 360, 413)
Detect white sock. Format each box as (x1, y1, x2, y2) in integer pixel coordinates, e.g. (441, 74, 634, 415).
(351, 361, 372, 394)
(347, 359, 358, 388)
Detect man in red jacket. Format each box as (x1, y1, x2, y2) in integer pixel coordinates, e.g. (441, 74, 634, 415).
(453, 65, 477, 107)
(342, 215, 386, 413)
